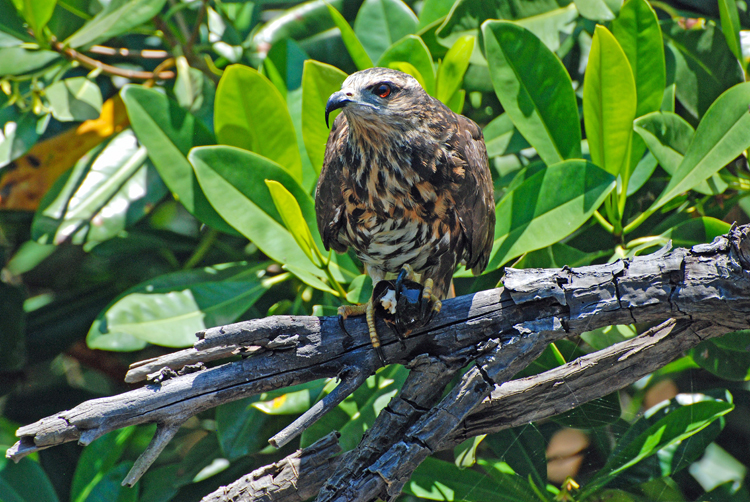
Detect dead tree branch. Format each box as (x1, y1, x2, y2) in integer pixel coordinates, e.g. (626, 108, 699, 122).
(7, 225, 750, 501)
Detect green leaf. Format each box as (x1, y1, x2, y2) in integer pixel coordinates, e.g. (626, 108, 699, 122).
(64, 0, 168, 48)
(436, 35, 473, 106)
(650, 82, 750, 213)
(0, 47, 58, 76)
(486, 160, 615, 271)
(406, 457, 537, 501)
(485, 427, 547, 488)
(514, 242, 596, 269)
(353, 0, 418, 63)
(454, 434, 485, 469)
(611, 0, 665, 119)
(88, 262, 274, 349)
(45, 77, 102, 122)
(418, 0, 454, 29)
(301, 60, 347, 173)
(32, 130, 167, 249)
(583, 25, 636, 178)
(702, 481, 750, 502)
(582, 391, 734, 496)
(214, 65, 303, 184)
(691, 331, 750, 381)
(633, 111, 726, 196)
(326, 2, 373, 70)
(71, 427, 135, 502)
(378, 35, 435, 95)
(9, 0, 56, 40)
(514, 4, 579, 53)
(719, 0, 743, 65)
(574, 0, 620, 21)
(121, 85, 238, 235)
(0, 1, 34, 41)
(265, 179, 325, 267)
(216, 398, 273, 459)
(634, 111, 694, 174)
(189, 145, 323, 276)
(482, 113, 530, 158)
(438, 0, 571, 43)
(483, 20, 581, 166)
(346, 274, 373, 303)
(663, 21, 744, 119)
(0, 457, 59, 502)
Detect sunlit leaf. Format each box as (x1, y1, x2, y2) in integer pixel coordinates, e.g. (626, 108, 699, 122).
(353, 0, 418, 63)
(214, 65, 303, 183)
(483, 20, 581, 166)
(326, 2, 373, 70)
(65, 0, 168, 48)
(301, 60, 347, 173)
(583, 25, 636, 178)
(378, 35, 435, 95)
(487, 160, 615, 271)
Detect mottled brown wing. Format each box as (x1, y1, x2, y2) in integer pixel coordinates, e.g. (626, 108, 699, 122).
(315, 114, 348, 253)
(453, 115, 496, 275)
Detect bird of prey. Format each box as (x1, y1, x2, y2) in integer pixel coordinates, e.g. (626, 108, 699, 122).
(316, 67, 495, 350)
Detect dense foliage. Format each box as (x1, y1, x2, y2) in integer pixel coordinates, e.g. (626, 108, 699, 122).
(1, 0, 750, 500)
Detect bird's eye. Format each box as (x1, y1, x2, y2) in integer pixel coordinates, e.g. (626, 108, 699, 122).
(374, 84, 391, 98)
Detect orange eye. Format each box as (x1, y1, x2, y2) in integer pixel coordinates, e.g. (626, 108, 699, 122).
(375, 84, 391, 98)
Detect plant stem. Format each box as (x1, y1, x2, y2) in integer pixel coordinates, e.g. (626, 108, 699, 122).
(593, 210, 615, 233)
(183, 228, 219, 269)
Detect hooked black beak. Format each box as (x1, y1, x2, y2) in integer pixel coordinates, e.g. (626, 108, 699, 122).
(325, 91, 352, 128)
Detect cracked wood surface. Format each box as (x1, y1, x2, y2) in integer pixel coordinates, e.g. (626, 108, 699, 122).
(7, 225, 750, 501)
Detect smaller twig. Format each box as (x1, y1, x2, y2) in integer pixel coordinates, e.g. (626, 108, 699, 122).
(186, 0, 207, 54)
(270, 361, 376, 448)
(125, 345, 247, 383)
(122, 420, 183, 487)
(88, 46, 170, 59)
(51, 41, 176, 80)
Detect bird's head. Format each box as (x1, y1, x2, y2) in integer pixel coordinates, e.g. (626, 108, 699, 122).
(325, 68, 426, 129)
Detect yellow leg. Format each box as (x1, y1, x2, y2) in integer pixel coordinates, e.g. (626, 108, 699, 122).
(421, 278, 442, 316)
(338, 300, 380, 348)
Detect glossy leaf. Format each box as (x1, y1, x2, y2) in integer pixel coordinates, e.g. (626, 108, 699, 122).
(0, 47, 58, 76)
(32, 130, 167, 249)
(574, 0, 619, 21)
(651, 82, 750, 212)
(189, 145, 323, 276)
(301, 60, 347, 173)
(485, 427, 547, 488)
(486, 160, 615, 271)
(121, 85, 237, 235)
(0, 1, 34, 41)
(436, 35, 473, 106)
(0, 457, 59, 502)
(88, 262, 273, 349)
(265, 180, 325, 267)
(691, 331, 750, 381)
(326, 3, 373, 70)
(346, 274, 373, 303)
(634, 111, 694, 173)
(663, 21, 744, 119)
(10, 0, 56, 41)
(482, 113, 530, 158)
(406, 457, 537, 501)
(71, 427, 135, 502)
(214, 65, 302, 183)
(418, 0, 454, 28)
(719, 0, 743, 65)
(439, 0, 570, 42)
(514, 4, 578, 53)
(377, 35, 435, 95)
(582, 392, 734, 496)
(454, 435, 485, 469)
(611, 0, 665, 119)
(583, 25, 636, 178)
(65, 0, 168, 48)
(46, 77, 102, 122)
(353, 0, 418, 63)
(483, 20, 581, 166)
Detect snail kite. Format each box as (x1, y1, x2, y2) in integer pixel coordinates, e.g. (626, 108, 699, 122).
(316, 67, 495, 350)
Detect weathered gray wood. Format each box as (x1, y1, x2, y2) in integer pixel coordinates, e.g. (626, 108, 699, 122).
(203, 317, 726, 501)
(7, 226, 750, 500)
